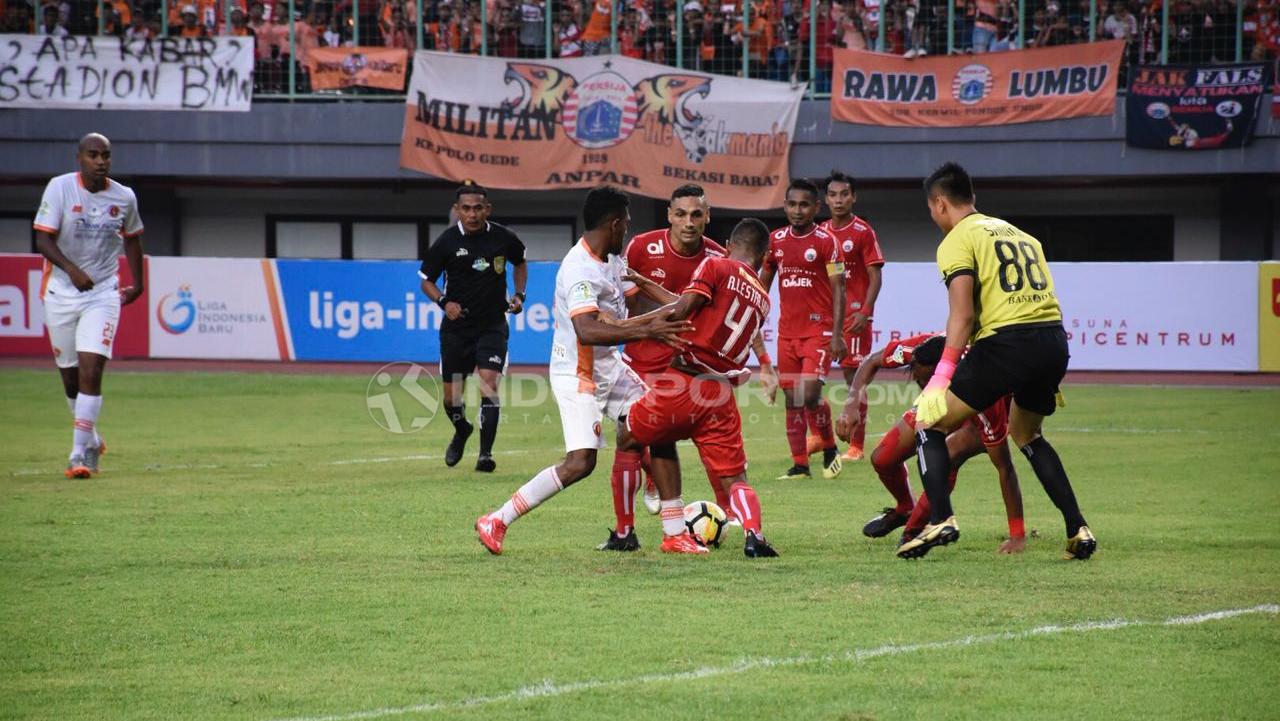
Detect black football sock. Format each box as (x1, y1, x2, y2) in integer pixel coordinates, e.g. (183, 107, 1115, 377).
(915, 428, 953, 523)
(445, 404, 469, 432)
(1021, 437, 1087, 537)
(478, 396, 500, 456)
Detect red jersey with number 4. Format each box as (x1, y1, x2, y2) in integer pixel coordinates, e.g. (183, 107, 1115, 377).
(822, 216, 884, 322)
(623, 230, 726, 374)
(764, 224, 841, 339)
(678, 256, 771, 385)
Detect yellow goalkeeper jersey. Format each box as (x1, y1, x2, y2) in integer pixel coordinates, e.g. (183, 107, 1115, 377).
(935, 213, 1062, 341)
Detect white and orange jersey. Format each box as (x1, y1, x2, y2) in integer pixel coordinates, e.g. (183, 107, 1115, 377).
(550, 239, 637, 391)
(33, 172, 143, 296)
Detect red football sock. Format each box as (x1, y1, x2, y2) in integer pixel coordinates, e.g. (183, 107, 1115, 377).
(785, 407, 808, 465)
(728, 481, 763, 536)
(705, 465, 732, 515)
(873, 425, 915, 514)
(853, 399, 868, 449)
(610, 449, 643, 536)
(806, 401, 836, 451)
(906, 467, 959, 533)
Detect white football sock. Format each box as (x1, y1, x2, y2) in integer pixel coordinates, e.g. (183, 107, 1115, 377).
(497, 466, 563, 526)
(72, 393, 102, 458)
(67, 395, 101, 447)
(660, 498, 686, 536)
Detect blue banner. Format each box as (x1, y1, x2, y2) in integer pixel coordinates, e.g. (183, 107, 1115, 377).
(274, 259, 557, 363)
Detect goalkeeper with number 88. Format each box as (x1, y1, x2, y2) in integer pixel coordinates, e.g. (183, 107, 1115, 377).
(899, 162, 1095, 562)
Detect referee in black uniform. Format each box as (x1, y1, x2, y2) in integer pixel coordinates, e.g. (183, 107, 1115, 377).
(419, 184, 528, 472)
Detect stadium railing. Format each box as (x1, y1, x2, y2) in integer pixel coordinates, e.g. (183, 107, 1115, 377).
(25, 0, 1275, 100)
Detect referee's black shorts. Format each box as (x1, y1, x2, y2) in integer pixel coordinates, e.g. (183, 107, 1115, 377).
(440, 321, 509, 379)
(949, 323, 1068, 418)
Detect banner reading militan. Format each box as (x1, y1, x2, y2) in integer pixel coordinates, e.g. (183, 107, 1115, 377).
(831, 41, 1124, 127)
(399, 52, 805, 209)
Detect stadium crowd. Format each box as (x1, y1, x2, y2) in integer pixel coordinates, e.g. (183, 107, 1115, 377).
(3, 0, 1276, 92)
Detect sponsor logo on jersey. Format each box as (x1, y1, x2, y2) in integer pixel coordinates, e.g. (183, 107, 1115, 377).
(489, 355, 503, 364)
(472, 258, 491, 272)
(782, 276, 814, 288)
(650, 268, 666, 279)
(455, 247, 470, 257)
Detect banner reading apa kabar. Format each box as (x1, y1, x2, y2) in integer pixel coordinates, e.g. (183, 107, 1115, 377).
(399, 52, 804, 209)
(0, 34, 253, 111)
(1126, 62, 1269, 150)
(832, 41, 1124, 127)
(305, 47, 409, 91)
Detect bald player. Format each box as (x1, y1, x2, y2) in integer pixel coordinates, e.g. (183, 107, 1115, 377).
(33, 133, 145, 478)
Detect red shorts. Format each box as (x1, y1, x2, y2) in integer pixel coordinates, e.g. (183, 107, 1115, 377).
(902, 394, 1010, 447)
(627, 370, 747, 478)
(624, 359, 668, 386)
(777, 335, 833, 389)
(840, 322, 873, 370)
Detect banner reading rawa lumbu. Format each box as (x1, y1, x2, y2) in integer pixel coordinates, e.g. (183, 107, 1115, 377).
(399, 52, 804, 209)
(831, 41, 1124, 127)
(305, 47, 409, 91)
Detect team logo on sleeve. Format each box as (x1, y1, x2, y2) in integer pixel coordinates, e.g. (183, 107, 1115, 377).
(889, 346, 907, 365)
(570, 281, 595, 303)
(803, 248, 817, 262)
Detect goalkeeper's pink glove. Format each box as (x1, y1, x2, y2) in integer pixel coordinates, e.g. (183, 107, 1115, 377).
(914, 345, 962, 428)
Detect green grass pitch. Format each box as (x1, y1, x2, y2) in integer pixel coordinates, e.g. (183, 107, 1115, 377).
(1, 367, 1278, 721)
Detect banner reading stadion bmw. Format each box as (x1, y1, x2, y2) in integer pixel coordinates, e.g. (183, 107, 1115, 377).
(831, 41, 1124, 127)
(398, 52, 804, 210)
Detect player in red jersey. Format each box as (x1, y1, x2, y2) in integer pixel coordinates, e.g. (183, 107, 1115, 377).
(820, 170, 884, 463)
(835, 334, 1026, 553)
(759, 178, 847, 481)
(625, 218, 780, 557)
(599, 185, 777, 552)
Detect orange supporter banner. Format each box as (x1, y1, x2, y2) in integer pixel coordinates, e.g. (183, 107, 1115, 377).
(399, 52, 805, 209)
(831, 41, 1125, 127)
(306, 47, 410, 91)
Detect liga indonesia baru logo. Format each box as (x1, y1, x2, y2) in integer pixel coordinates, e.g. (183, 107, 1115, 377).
(156, 284, 196, 335)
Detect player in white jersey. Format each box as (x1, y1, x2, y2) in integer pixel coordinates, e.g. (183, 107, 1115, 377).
(474, 187, 705, 555)
(32, 133, 145, 479)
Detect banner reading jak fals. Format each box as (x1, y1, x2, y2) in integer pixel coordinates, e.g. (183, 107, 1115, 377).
(831, 41, 1124, 127)
(305, 47, 409, 91)
(0, 34, 253, 111)
(1126, 63, 1270, 150)
(399, 52, 804, 209)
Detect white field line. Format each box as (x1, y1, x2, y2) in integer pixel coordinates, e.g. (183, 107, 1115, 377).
(266, 604, 1279, 721)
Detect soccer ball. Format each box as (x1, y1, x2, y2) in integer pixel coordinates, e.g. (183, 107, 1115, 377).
(683, 501, 728, 548)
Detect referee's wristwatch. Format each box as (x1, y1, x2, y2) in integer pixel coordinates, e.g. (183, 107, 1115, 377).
(514, 292, 526, 302)
(436, 295, 451, 309)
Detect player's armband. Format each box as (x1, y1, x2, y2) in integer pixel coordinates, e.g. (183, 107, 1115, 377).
(825, 262, 844, 276)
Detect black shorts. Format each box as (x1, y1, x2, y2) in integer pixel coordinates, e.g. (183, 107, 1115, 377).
(950, 323, 1068, 418)
(440, 322, 509, 379)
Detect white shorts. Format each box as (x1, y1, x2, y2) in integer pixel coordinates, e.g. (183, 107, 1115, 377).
(43, 285, 121, 368)
(551, 368, 648, 452)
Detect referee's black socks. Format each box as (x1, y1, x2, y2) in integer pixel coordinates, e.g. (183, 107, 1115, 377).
(479, 397, 500, 456)
(1020, 437, 1087, 537)
(915, 429, 954, 522)
(445, 403, 470, 432)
